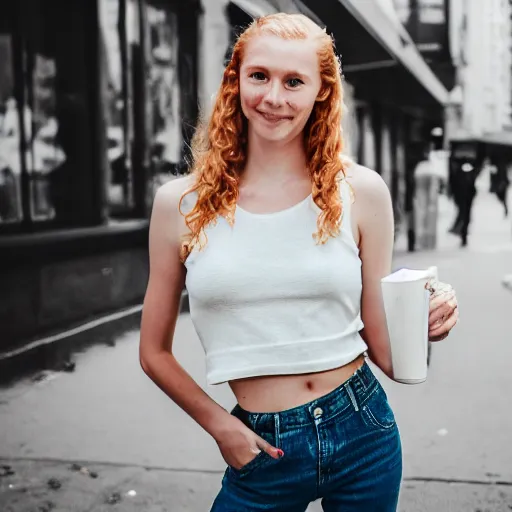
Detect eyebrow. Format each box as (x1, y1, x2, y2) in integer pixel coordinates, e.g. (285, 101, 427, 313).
(243, 64, 310, 81)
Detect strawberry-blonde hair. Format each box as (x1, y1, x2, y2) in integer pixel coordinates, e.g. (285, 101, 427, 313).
(179, 12, 348, 261)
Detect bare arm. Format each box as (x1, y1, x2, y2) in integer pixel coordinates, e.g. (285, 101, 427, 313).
(139, 180, 282, 466)
(139, 179, 229, 438)
(351, 167, 395, 379)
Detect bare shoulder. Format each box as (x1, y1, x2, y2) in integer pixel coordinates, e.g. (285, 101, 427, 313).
(150, 175, 196, 241)
(344, 164, 393, 233)
(153, 175, 195, 213)
(344, 164, 391, 203)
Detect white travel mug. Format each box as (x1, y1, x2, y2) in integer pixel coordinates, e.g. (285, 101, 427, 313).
(381, 267, 437, 384)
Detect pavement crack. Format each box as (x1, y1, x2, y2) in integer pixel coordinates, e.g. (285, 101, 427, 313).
(0, 455, 226, 476)
(3, 457, 512, 487)
(404, 476, 512, 487)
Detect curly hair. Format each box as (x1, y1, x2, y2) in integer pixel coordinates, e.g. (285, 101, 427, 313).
(179, 13, 348, 261)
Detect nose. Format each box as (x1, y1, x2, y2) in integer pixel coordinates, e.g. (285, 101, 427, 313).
(263, 80, 284, 108)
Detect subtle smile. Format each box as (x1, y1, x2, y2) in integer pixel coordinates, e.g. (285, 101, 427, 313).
(257, 111, 293, 123)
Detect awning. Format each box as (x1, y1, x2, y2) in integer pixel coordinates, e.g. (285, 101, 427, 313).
(480, 132, 512, 148)
(230, 0, 324, 27)
(450, 133, 512, 162)
(230, 0, 278, 18)
(300, 0, 449, 110)
(340, 0, 448, 105)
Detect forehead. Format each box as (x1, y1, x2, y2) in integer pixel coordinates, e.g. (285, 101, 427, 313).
(241, 34, 319, 75)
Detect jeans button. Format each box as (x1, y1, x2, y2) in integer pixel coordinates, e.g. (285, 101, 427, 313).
(313, 407, 323, 419)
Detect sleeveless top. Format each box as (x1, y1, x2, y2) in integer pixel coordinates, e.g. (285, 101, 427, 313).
(183, 177, 367, 385)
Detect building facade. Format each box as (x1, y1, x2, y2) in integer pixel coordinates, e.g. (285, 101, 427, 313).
(449, 0, 512, 137)
(0, 0, 448, 351)
(446, 0, 512, 170)
(0, 0, 201, 349)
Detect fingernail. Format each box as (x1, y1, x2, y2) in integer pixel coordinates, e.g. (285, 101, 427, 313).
(276, 449, 284, 458)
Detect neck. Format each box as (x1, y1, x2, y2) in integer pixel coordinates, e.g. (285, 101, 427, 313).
(241, 129, 309, 186)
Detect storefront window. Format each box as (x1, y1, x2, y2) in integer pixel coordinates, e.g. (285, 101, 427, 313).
(146, 1, 183, 189)
(22, 0, 71, 223)
(27, 52, 64, 221)
(0, 33, 23, 224)
(99, 0, 136, 214)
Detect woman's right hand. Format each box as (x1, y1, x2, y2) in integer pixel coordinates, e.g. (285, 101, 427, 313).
(213, 416, 284, 470)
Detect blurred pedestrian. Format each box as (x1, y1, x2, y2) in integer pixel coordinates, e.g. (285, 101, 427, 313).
(449, 160, 478, 246)
(489, 162, 509, 217)
(139, 13, 459, 512)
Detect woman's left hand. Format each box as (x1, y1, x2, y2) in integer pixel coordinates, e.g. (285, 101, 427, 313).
(427, 283, 459, 341)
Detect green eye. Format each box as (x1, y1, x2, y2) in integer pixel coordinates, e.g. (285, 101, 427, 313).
(287, 78, 304, 88)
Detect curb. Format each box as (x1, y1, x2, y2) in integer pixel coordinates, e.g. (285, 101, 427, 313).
(0, 291, 189, 386)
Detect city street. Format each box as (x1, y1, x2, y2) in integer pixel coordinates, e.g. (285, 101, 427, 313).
(1, 184, 512, 511)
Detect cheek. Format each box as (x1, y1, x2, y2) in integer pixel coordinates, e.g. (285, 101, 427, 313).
(288, 94, 317, 120)
(240, 84, 264, 112)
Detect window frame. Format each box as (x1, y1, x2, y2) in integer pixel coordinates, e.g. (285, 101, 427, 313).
(0, 0, 201, 236)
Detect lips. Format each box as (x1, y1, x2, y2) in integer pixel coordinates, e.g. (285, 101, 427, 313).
(257, 111, 293, 123)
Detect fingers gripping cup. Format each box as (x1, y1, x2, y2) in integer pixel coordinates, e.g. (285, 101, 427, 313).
(381, 267, 438, 384)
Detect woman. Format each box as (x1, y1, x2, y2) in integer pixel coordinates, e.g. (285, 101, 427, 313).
(139, 13, 459, 511)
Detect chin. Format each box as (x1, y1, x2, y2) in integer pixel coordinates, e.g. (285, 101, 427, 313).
(253, 122, 295, 143)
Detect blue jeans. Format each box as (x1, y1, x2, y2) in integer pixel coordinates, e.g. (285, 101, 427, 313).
(211, 362, 402, 511)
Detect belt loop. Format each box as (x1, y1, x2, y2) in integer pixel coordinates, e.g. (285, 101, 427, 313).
(355, 367, 367, 391)
(344, 381, 360, 412)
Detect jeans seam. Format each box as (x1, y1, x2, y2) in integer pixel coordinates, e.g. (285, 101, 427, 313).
(362, 403, 396, 430)
(352, 364, 368, 391)
(358, 380, 380, 408)
(274, 413, 281, 448)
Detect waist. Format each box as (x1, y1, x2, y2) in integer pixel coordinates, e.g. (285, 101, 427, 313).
(203, 320, 367, 385)
(231, 359, 376, 431)
(230, 353, 367, 413)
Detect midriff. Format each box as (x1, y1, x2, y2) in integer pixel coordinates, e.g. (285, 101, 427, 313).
(228, 353, 366, 413)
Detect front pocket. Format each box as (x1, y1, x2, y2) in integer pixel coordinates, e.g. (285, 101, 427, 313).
(232, 450, 270, 477)
(228, 424, 280, 479)
(361, 386, 397, 431)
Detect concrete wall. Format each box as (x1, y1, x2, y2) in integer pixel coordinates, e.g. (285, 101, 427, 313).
(1, 248, 148, 351)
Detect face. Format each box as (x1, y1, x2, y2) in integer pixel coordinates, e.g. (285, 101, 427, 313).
(239, 34, 322, 144)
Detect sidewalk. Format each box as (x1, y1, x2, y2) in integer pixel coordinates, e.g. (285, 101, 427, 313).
(394, 174, 512, 254)
(2, 458, 512, 512)
(2, 185, 512, 512)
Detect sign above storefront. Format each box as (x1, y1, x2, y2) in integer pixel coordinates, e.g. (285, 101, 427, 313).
(392, 0, 455, 89)
(393, 0, 449, 59)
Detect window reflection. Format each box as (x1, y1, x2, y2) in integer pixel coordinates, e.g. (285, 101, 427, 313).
(19, 0, 71, 223)
(100, 0, 135, 213)
(146, 2, 182, 187)
(0, 34, 23, 224)
(28, 52, 66, 221)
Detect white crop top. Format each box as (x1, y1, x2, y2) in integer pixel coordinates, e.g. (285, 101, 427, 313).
(184, 178, 367, 385)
